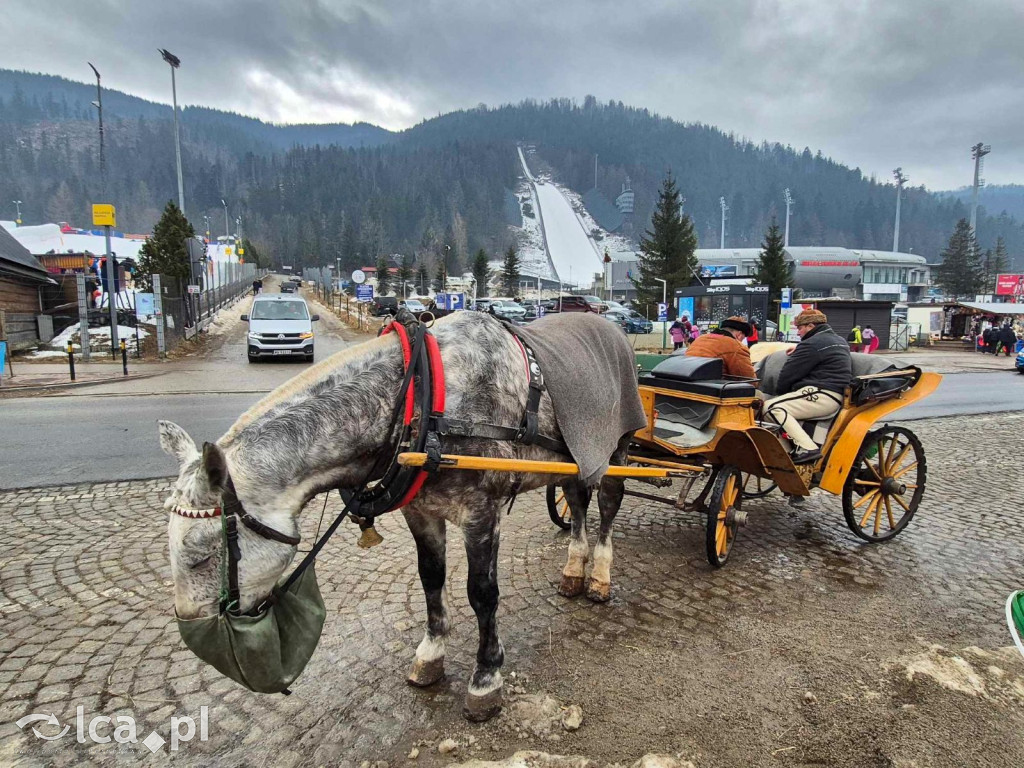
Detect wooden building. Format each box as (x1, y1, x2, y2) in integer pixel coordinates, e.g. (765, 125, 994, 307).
(0, 227, 54, 349)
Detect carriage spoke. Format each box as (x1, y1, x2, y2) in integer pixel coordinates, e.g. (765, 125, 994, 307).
(891, 492, 912, 512)
(883, 436, 900, 474)
(854, 488, 879, 511)
(872, 496, 883, 535)
(885, 496, 896, 529)
(859, 493, 881, 526)
(886, 442, 913, 475)
(853, 479, 880, 486)
(716, 524, 728, 556)
(893, 461, 919, 480)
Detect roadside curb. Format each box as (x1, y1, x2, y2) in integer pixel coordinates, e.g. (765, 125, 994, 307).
(0, 372, 162, 396)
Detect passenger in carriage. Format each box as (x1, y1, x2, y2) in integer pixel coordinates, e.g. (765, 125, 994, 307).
(763, 309, 852, 465)
(684, 316, 757, 379)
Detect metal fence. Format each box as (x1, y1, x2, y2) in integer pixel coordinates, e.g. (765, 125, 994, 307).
(156, 263, 260, 355)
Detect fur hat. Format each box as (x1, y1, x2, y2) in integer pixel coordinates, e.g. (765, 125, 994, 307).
(794, 309, 827, 326)
(719, 316, 752, 336)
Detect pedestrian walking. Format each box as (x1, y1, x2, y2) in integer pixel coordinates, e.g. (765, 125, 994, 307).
(862, 325, 878, 353)
(669, 319, 686, 350)
(847, 325, 863, 353)
(983, 324, 997, 354)
(997, 323, 1018, 357)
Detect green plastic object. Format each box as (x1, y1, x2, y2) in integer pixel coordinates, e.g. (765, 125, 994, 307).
(1007, 591, 1024, 659)
(176, 564, 326, 693)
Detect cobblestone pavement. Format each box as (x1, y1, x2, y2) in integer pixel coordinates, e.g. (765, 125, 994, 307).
(2, 413, 1024, 767)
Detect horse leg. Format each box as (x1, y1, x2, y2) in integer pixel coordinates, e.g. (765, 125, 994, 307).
(404, 512, 449, 688)
(587, 435, 630, 603)
(557, 479, 592, 597)
(463, 509, 505, 722)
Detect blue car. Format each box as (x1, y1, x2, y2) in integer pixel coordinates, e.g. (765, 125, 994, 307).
(1016, 348, 1024, 374)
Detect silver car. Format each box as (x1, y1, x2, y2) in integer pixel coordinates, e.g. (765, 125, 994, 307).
(490, 299, 526, 321)
(242, 295, 319, 363)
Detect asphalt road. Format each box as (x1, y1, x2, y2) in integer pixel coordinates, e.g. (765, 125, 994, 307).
(3, 371, 1024, 490)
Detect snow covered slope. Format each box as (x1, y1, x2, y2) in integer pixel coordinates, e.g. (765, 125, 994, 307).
(516, 147, 603, 287)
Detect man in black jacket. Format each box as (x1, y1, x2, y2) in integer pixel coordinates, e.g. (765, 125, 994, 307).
(763, 309, 852, 463)
(997, 323, 1018, 357)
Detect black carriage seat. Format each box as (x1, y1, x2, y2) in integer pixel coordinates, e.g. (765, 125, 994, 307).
(643, 355, 757, 399)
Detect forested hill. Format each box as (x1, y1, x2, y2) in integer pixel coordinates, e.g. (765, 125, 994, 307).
(940, 185, 1024, 225)
(406, 99, 1023, 262)
(2, 68, 1022, 271)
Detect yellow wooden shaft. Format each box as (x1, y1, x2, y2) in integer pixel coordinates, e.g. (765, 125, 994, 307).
(397, 452, 701, 478)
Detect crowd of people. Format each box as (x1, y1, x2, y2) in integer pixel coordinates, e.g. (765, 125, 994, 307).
(976, 321, 1020, 356)
(668, 316, 759, 351)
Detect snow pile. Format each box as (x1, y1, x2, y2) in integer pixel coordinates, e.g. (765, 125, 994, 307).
(34, 322, 149, 356)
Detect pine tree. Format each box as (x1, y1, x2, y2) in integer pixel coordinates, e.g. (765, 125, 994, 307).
(934, 218, 983, 300)
(375, 253, 391, 295)
(416, 259, 431, 295)
(501, 245, 521, 296)
(136, 201, 196, 291)
(433, 261, 446, 293)
(631, 172, 698, 307)
(471, 248, 491, 298)
(395, 254, 413, 297)
(753, 219, 793, 321)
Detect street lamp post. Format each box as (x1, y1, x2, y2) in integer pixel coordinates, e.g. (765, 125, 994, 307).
(221, 199, 229, 241)
(88, 62, 118, 357)
(159, 49, 185, 214)
(892, 168, 908, 253)
(783, 188, 793, 248)
(203, 215, 211, 241)
(442, 244, 450, 293)
(12, 200, 22, 226)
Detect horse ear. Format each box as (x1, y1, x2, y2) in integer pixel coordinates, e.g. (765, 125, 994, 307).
(158, 420, 198, 465)
(202, 442, 227, 491)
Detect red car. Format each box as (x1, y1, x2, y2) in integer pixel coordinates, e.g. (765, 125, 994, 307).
(548, 296, 593, 313)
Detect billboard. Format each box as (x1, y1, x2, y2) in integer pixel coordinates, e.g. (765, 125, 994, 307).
(699, 264, 738, 278)
(995, 274, 1024, 298)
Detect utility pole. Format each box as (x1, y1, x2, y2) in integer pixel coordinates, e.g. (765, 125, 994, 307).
(88, 62, 118, 357)
(203, 215, 211, 241)
(969, 142, 991, 239)
(892, 168, 908, 253)
(160, 50, 185, 213)
(784, 188, 793, 248)
(719, 197, 729, 249)
(221, 199, 229, 241)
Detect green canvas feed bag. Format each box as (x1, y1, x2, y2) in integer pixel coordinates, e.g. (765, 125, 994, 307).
(176, 563, 326, 694)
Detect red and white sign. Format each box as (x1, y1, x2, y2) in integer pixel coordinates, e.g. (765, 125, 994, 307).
(995, 273, 1024, 297)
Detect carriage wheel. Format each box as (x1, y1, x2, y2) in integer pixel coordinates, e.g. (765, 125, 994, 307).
(706, 465, 744, 568)
(842, 425, 926, 542)
(740, 472, 777, 500)
(546, 485, 572, 531)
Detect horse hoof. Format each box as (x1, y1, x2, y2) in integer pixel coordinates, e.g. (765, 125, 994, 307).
(586, 580, 611, 602)
(407, 657, 445, 688)
(463, 685, 503, 722)
(558, 575, 586, 597)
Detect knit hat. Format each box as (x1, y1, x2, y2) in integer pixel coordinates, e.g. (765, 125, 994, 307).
(794, 309, 827, 326)
(719, 316, 752, 336)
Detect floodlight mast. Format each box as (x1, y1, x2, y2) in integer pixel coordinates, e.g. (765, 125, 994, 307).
(969, 142, 991, 238)
(783, 188, 793, 248)
(159, 49, 185, 214)
(892, 168, 908, 253)
(719, 197, 729, 248)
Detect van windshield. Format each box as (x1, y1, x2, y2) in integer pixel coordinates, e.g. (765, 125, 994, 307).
(251, 300, 309, 320)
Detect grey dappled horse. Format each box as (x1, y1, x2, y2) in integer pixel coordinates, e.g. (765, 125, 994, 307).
(159, 311, 631, 720)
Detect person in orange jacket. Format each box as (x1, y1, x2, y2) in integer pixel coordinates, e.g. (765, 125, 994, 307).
(685, 316, 756, 379)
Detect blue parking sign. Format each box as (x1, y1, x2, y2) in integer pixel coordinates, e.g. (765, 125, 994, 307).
(657, 302, 668, 322)
(356, 285, 374, 302)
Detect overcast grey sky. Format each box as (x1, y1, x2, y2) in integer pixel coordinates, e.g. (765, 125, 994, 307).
(2, 0, 1021, 190)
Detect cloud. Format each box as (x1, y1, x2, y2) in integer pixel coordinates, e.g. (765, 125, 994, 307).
(0, 0, 1021, 189)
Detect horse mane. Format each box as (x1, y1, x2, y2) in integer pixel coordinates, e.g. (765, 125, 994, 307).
(220, 313, 464, 449)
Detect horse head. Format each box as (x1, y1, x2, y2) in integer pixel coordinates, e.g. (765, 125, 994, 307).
(158, 420, 300, 620)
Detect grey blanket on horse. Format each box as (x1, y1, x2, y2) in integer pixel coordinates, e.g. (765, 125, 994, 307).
(756, 350, 905, 396)
(509, 313, 647, 485)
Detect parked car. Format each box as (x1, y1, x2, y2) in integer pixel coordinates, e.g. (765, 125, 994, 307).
(400, 298, 428, 313)
(242, 294, 319, 363)
(472, 298, 495, 312)
(605, 309, 654, 334)
(372, 296, 399, 316)
(279, 281, 296, 293)
(488, 299, 526, 321)
(604, 300, 628, 313)
(1016, 347, 1024, 375)
(581, 295, 609, 313)
(548, 295, 593, 313)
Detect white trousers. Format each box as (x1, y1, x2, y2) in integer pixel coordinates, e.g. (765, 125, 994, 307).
(763, 387, 842, 451)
